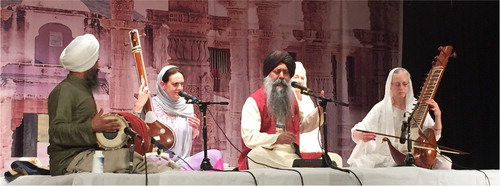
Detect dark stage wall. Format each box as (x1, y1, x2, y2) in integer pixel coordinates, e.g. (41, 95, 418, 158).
(403, 1, 499, 169)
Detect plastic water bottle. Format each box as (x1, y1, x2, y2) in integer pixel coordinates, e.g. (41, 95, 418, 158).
(92, 150, 104, 173)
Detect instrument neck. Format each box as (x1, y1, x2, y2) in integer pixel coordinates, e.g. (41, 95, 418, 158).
(410, 66, 445, 128)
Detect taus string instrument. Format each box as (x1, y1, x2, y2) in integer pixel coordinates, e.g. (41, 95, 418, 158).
(357, 45, 468, 169)
(129, 29, 176, 151)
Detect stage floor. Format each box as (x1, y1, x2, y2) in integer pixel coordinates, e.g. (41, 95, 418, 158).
(7, 166, 500, 185)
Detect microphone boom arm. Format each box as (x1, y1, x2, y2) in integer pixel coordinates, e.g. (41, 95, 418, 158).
(299, 90, 349, 107)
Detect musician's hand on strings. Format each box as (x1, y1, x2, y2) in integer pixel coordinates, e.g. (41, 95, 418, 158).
(92, 108, 120, 132)
(134, 76, 150, 113)
(353, 130, 376, 142)
(425, 99, 441, 118)
(274, 132, 297, 145)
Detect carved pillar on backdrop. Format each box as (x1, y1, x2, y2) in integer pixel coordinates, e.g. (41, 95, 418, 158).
(353, 1, 400, 110)
(148, 0, 229, 151)
(218, 0, 250, 166)
(247, 1, 282, 92)
(293, 0, 342, 153)
(100, 0, 144, 112)
(349, 1, 400, 160)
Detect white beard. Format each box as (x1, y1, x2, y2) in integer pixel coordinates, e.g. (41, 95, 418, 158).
(263, 76, 294, 124)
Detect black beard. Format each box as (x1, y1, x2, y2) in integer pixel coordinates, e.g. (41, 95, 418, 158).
(264, 77, 293, 123)
(86, 68, 100, 90)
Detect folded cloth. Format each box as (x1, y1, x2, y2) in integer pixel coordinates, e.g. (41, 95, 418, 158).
(3, 160, 50, 183)
(4, 169, 20, 183)
(11, 160, 50, 175)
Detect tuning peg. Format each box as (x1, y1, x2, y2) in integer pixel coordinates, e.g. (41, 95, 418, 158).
(450, 52, 457, 58)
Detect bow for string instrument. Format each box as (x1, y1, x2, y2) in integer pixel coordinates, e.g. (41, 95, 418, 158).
(357, 45, 467, 169)
(129, 29, 176, 150)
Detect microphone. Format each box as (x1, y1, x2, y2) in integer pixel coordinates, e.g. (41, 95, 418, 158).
(400, 113, 408, 144)
(291, 81, 312, 94)
(151, 138, 175, 155)
(124, 127, 142, 139)
(178, 91, 200, 104)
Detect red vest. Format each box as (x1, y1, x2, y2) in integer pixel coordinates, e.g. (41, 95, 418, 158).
(237, 87, 300, 170)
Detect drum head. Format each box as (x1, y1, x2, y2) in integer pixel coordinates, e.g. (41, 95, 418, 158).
(96, 114, 129, 150)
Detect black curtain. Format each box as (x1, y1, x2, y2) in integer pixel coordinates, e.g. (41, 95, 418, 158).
(403, 1, 499, 169)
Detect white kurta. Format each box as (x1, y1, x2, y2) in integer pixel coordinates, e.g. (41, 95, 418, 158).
(295, 94, 323, 152)
(347, 101, 436, 168)
(241, 97, 322, 168)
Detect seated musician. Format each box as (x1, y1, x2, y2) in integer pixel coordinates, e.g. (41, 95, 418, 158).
(48, 34, 180, 176)
(292, 62, 343, 167)
(238, 51, 328, 170)
(347, 67, 452, 169)
(150, 65, 224, 170)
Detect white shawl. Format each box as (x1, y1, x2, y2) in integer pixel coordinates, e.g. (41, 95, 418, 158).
(347, 67, 422, 168)
(152, 65, 194, 161)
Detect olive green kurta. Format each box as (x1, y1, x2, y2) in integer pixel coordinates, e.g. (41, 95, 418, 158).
(47, 74, 97, 176)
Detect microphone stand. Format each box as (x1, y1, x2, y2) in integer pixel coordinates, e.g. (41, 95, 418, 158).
(128, 137, 135, 174)
(186, 99, 228, 171)
(300, 90, 348, 168)
(403, 118, 415, 166)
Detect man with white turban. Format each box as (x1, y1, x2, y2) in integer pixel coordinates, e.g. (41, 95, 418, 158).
(48, 34, 179, 176)
(237, 50, 323, 170)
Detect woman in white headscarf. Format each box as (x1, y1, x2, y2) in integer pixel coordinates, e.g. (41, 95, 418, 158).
(151, 65, 223, 170)
(347, 67, 451, 169)
(292, 62, 343, 167)
(292, 62, 321, 152)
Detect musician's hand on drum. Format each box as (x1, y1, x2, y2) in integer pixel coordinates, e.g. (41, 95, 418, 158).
(92, 109, 121, 132)
(354, 130, 376, 142)
(274, 132, 296, 145)
(425, 99, 441, 118)
(134, 76, 150, 113)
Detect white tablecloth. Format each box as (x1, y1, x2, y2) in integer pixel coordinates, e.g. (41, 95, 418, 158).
(8, 167, 500, 185)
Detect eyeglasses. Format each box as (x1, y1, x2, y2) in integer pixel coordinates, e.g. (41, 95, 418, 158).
(391, 82, 409, 87)
(272, 69, 289, 75)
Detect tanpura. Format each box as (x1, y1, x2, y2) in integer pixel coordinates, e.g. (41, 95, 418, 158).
(129, 29, 176, 151)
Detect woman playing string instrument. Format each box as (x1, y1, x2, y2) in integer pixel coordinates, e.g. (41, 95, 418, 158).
(347, 67, 451, 169)
(151, 65, 224, 170)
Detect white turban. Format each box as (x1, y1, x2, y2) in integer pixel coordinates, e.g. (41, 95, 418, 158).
(60, 34, 99, 72)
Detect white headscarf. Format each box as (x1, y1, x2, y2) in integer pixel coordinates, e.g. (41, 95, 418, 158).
(60, 34, 99, 72)
(378, 67, 415, 135)
(152, 65, 194, 117)
(294, 62, 323, 152)
(347, 67, 416, 167)
(293, 62, 315, 110)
